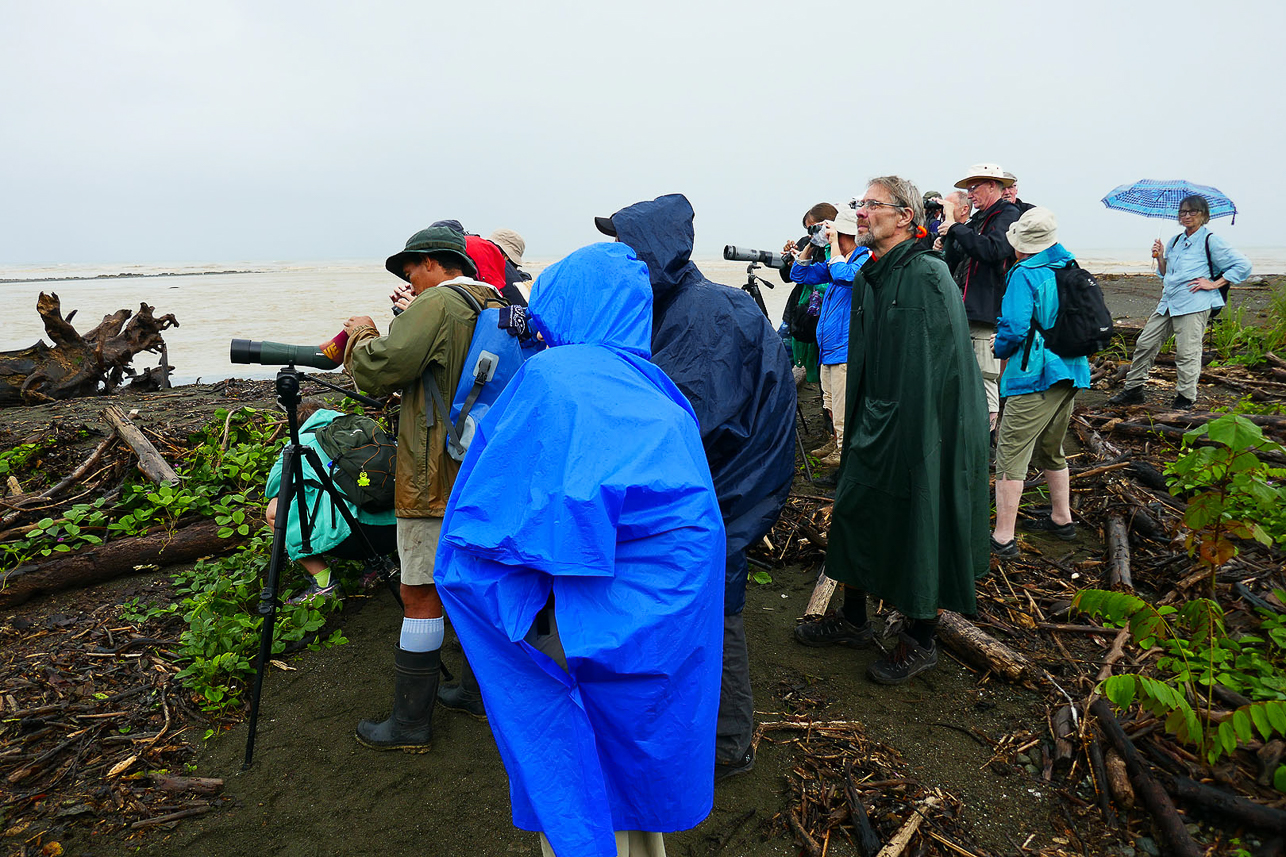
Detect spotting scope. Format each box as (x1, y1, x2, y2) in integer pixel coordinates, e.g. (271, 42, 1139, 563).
(230, 340, 340, 371)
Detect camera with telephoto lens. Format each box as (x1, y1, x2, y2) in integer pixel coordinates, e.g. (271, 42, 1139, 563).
(723, 245, 791, 269)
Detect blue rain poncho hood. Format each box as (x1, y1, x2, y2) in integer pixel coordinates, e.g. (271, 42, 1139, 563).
(605, 194, 796, 613)
(435, 242, 726, 857)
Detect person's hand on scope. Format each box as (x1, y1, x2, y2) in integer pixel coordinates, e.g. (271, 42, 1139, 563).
(343, 315, 378, 337)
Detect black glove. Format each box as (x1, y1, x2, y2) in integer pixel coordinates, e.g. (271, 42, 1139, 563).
(498, 305, 532, 341)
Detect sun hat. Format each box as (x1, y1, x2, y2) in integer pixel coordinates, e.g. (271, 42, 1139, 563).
(833, 207, 859, 236)
(1006, 207, 1058, 255)
(953, 163, 1015, 190)
(385, 226, 478, 281)
(489, 228, 526, 266)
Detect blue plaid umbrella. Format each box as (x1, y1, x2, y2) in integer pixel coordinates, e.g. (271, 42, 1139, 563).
(1101, 179, 1237, 224)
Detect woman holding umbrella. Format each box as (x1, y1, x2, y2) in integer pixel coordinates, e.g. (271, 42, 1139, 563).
(1109, 195, 1251, 410)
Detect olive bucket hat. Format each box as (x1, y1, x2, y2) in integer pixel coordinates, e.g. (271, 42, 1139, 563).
(385, 226, 478, 281)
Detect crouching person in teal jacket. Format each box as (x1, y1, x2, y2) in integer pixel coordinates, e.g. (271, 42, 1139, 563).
(264, 401, 397, 603)
(990, 209, 1091, 558)
(436, 243, 726, 857)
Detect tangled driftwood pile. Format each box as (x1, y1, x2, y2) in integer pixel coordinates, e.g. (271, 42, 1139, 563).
(756, 353, 1286, 855)
(0, 293, 178, 406)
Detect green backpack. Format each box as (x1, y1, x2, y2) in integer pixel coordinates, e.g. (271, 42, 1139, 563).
(310, 414, 397, 512)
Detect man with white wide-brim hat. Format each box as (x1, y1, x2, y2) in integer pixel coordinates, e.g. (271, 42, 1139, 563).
(939, 162, 1022, 434)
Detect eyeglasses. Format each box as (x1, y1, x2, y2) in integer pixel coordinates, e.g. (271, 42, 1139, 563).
(852, 199, 907, 211)
(1177, 209, 1200, 217)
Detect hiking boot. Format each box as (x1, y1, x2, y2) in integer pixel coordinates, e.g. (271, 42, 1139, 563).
(284, 578, 340, 606)
(794, 612, 874, 649)
(714, 747, 755, 783)
(820, 450, 843, 468)
(1172, 394, 1195, 411)
(813, 471, 838, 488)
(437, 656, 486, 721)
(356, 648, 439, 752)
(990, 536, 1019, 558)
(1108, 386, 1145, 406)
(810, 437, 837, 458)
(866, 633, 939, 685)
(1022, 515, 1077, 541)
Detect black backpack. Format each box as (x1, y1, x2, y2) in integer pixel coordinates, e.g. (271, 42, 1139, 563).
(310, 414, 397, 512)
(785, 281, 820, 345)
(1021, 261, 1114, 370)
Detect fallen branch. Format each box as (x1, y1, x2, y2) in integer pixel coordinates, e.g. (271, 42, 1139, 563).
(102, 405, 179, 485)
(1106, 513, 1133, 590)
(938, 611, 1042, 688)
(0, 433, 117, 527)
(1167, 774, 1286, 833)
(874, 796, 939, 857)
(1090, 698, 1201, 857)
(0, 518, 244, 608)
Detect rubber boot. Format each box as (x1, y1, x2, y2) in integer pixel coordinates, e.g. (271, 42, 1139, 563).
(437, 656, 487, 721)
(355, 647, 439, 752)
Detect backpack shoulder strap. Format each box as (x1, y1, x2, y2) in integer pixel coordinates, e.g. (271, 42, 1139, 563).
(421, 282, 486, 459)
(1204, 233, 1215, 278)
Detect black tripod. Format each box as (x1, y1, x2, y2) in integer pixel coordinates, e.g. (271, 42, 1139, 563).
(742, 262, 815, 483)
(243, 366, 400, 768)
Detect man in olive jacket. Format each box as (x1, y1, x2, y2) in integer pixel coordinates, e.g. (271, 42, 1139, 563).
(342, 226, 504, 751)
(797, 176, 989, 684)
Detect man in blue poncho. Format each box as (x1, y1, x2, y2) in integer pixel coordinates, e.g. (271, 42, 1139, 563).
(595, 194, 796, 781)
(435, 242, 726, 857)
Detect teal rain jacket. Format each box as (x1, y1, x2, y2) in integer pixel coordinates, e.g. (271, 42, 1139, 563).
(435, 243, 726, 857)
(826, 239, 990, 618)
(264, 409, 395, 561)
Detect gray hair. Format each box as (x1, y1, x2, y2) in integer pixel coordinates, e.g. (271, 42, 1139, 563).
(947, 190, 969, 209)
(868, 175, 925, 230)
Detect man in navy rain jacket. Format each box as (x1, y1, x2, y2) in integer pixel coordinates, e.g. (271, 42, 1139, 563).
(435, 242, 725, 857)
(596, 194, 796, 781)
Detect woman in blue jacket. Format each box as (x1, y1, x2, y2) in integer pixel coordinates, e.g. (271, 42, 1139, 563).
(990, 209, 1090, 557)
(789, 207, 870, 467)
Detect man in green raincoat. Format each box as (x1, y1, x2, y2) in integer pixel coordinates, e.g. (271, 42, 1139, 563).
(794, 176, 990, 684)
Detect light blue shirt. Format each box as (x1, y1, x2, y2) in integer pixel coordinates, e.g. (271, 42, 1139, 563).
(1157, 226, 1252, 317)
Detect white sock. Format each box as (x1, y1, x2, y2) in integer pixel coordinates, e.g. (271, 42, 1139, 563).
(399, 617, 444, 653)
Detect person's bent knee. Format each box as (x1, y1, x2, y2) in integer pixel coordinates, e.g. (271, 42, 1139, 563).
(265, 497, 277, 526)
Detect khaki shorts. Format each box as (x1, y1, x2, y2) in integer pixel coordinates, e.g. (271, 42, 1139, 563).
(994, 381, 1078, 481)
(396, 516, 443, 586)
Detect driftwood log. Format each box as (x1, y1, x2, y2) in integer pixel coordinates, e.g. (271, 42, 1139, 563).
(0, 519, 244, 608)
(102, 405, 179, 485)
(0, 292, 177, 406)
(1106, 512, 1134, 590)
(1090, 698, 1202, 857)
(1166, 775, 1286, 833)
(937, 611, 1042, 688)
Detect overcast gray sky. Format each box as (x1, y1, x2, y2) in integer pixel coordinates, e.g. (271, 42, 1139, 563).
(2, 1, 1280, 265)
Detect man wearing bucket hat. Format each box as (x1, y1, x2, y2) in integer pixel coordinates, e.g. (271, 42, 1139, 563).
(1002, 172, 1036, 214)
(489, 228, 533, 306)
(988, 208, 1091, 558)
(940, 163, 1021, 435)
(341, 225, 506, 752)
(787, 207, 871, 470)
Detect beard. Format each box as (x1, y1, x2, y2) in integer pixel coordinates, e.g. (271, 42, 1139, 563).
(854, 222, 886, 248)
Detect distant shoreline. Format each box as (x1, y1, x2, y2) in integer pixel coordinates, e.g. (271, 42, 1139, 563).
(0, 269, 264, 285)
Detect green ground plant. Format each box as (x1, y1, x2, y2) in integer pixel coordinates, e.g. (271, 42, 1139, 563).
(1208, 282, 1286, 367)
(7, 406, 350, 712)
(1073, 414, 1286, 785)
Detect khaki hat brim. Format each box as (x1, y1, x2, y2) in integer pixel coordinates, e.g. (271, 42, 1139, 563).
(954, 173, 1016, 190)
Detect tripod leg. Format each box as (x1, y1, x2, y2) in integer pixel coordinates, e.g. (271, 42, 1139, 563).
(796, 423, 814, 484)
(244, 442, 300, 769)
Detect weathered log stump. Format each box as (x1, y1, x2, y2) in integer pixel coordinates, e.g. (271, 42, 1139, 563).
(0, 292, 178, 405)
